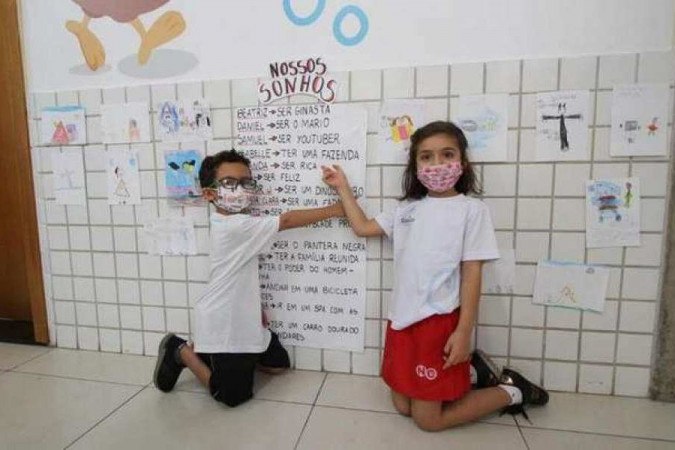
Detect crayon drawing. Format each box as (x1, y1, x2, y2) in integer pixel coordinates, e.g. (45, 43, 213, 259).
(164, 149, 203, 206)
(157, 100, 212, 142)
(586, 178, 640, 248)
(455, 94, 508, 162)
(51, 149, 86, 205)
(106, 150, 141, 205)
(536, 91, 590, 161)
(376, 99, 426, 164)
(40, 106, 87, 146)
(101, 102, 151, 144)
(144, 217, 197, 256)
(533, 260, 609, 312)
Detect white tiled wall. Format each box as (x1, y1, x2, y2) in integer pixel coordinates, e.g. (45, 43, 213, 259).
(29, 51, 674, 397)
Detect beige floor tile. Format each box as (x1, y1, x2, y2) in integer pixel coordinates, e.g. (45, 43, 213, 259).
(175, 369, 326, 404)
(0, 342, 51, 370)
(515, 393, 675, 441)
(297, 406, 528, 450)
(15, 348, 155, 385)
(0, 372, 141, 450)
(70, 388, 311, 450)
(317, 373, 397, 412)
(522, 428, 675, 450)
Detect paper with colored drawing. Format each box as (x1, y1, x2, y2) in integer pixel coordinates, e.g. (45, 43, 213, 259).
(455, 94, 508, 162)
(101, 102, 151, 144)
(51, 149, 86, 205)
(144, 217, 197, 256)
(533, 260, 609, 312)
(106, 149, 141, 205)
(40, 106, 87, 146)
(376, 99, 426, 164)
(586, 178, 640, 248)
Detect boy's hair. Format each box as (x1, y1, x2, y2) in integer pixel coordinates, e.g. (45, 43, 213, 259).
(401, 121, 482, 200)
(199, 149, 251, 188)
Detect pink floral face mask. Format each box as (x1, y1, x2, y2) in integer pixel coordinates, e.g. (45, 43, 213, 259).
(416, 162, 463, 193)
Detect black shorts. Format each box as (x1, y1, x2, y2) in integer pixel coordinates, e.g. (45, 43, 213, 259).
(197, 332, 290, 407)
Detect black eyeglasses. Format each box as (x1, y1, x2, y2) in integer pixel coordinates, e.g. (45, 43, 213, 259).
(214, 176, 258, 192)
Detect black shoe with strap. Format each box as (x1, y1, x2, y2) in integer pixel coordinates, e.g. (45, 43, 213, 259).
(499, 367, 549, 422)
(471, 349, 501, 389)
(153, 333, 187, 392)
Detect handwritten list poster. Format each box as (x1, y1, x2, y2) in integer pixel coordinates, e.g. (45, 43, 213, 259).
(236, 104, 367, 352)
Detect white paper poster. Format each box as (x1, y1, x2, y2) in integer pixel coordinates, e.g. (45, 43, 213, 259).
(156, 100, 212, 142)
(376, 99, 426, 164)
(586, 178, 640, 248)
(144, 217, 197, 256)
(455, 94, 508, 162)
(237, 103, 367, 352)
(106, 150, 141, 205)
(482, 248, 515, 294)
(536, 90, 590, 161)
(533, 260, 609, 312)
(610, 84, 670, 157)
(51, 149, 86, 205)
(40, 106, 87, 146)
(101, 102, 151, 144)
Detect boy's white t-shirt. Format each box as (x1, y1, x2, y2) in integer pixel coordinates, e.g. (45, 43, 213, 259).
(193, 213, 280, 354)
(375, 194, 499, 330)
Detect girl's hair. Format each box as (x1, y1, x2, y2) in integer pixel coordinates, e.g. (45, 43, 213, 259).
(401, 121, 482, 200)
(199, 149, 251, 188)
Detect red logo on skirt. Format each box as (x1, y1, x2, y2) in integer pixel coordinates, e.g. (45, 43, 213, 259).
(415, 364, 438, 380)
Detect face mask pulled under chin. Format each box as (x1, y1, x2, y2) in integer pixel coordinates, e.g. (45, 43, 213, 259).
(214, 186, 252, 213)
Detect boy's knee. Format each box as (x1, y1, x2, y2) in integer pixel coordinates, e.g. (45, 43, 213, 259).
(212, 388, 252, 408)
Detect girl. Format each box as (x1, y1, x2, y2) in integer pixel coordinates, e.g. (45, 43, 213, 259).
(154, 149, 344, 407)
(322, 121, 548, 431)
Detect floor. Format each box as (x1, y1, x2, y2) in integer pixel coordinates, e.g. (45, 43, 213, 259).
(1, 343, 675, 450)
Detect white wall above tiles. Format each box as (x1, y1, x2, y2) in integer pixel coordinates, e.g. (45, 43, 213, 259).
(28, 50, 675, 399)
(20, 0, 674, 92)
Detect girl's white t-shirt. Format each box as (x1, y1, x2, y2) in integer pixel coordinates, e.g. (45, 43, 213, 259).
(375, 194, 499, 330)
(193, 213, 280, 354)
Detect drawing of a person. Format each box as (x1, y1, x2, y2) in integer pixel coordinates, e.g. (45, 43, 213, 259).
(65, 0, 186, 71)
(647, 117, 659, 136)
(114, 167, 131, 200)
(389, 115, 414, 142)
(624, 182, 633, 208)
(129, 119, 141, 141)
(159, 103, 180, 134)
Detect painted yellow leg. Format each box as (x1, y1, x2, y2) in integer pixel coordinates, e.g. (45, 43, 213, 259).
(65, 15, 105, 71)
(135, 11, 186, 65)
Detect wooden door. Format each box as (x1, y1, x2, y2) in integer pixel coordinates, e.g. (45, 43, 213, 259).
(0, 0, 49, 343)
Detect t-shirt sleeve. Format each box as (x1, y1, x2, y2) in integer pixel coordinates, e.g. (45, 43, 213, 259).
(240, 216, 280, 255)
(462, 201, 500, 261)
(375, 206, 396, 238)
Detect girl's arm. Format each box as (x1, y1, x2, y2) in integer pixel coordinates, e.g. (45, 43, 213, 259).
(278, 202, 344, 231)
(322, 165, 384, 237)
(443, 260, 483, 369)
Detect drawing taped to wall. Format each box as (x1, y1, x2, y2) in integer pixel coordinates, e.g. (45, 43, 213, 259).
(586, 178, 640, 248)
(156, 100, 212, 142)
(376, 99, 426, 164)
(164, 149, 203, 206)
(533, 260, 609, 312)
(51, 149, 87, 205)
(106, 149, 141, 205)
(144, 217, 197, 256)
(101, 102, 151, 144)
(455, 94, 508, 162)
(40, 106, 87, 146)
(536, 90, 590, 161)
(610, 84, 670, 156)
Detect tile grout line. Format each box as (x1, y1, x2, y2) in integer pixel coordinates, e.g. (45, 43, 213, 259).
(293, 372, 329, 450)
(7, 369, 150, 388)
(64, 385, 150, 449)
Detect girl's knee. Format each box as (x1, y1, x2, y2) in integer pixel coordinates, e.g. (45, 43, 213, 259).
(411, 412, 445, 432)
(391, 391, 411, 416)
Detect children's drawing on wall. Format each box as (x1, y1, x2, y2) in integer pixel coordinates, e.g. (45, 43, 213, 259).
(482, 248, 515, 294)
(536, 90, 590, 161)
(533, 260, 609, 312)
(157, 100, 212, 142)
(376, 99, 426, 164)
(455, 94, 508, 162)
(610, 84, 670, 157)
(164, 149, 203, 206)
(51, 149, 86, 205)
(144, 217, 197, 255)
(65, 0, 195, 78)
(586, 178, 640, 248)
(106, 150, 141, 205)
(101, 103, 151, 144)
(40, 106, 87, 146)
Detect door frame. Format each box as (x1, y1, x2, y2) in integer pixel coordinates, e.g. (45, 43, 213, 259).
(1, 0, 49, 344)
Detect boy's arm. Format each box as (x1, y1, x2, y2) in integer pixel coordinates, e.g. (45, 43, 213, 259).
(278, 202, 344, 231)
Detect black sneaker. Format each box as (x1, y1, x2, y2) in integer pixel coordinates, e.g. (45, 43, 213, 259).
(153, 333, 186, 392)
(471, 349, 501, 389)
(499, 367, 549, 422)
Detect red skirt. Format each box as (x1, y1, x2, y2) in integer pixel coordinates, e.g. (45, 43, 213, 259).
(382, 311, 471, 402)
